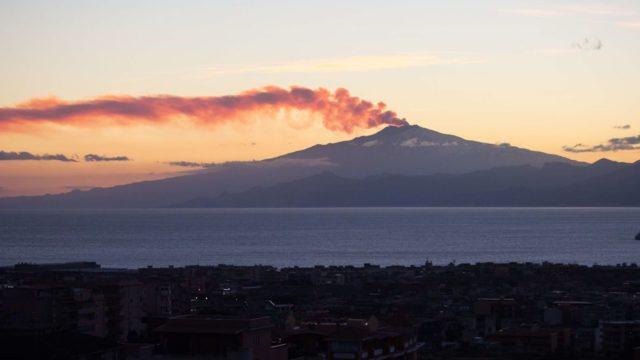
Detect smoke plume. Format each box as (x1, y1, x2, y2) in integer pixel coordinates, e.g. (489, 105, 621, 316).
(0, 86, 408, 133)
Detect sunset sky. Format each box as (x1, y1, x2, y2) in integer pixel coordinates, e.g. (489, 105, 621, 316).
(1, 0, 639, 196)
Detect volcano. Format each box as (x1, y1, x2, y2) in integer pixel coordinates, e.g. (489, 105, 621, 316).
(0, 125, 585, 208)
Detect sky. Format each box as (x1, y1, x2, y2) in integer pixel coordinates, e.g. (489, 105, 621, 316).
(1, 0, 639, 196)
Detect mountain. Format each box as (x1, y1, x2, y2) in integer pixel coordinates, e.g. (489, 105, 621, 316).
(278, 125, 581, 176)
(0, 124, 585, 208)
(180, 160, 640, 207)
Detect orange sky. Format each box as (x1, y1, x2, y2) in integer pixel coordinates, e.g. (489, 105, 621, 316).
(1, 0, 639, 196)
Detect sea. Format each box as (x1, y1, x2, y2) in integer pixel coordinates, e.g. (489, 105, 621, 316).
(1, 208, 639, 268)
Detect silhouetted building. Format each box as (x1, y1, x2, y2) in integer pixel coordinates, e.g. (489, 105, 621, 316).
(98, 280, 145, 342)
(0, 331, 123, 359)
(600, 320, 640, 357)
(155, 314, 287, 360)
(487, 325, 565, 356)
(0, 285, 77, 332)
(474, 298, 518, 336)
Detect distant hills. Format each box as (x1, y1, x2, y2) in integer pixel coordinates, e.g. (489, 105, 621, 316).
(178, 159, 640, 207)
(2, 124, 637, 208)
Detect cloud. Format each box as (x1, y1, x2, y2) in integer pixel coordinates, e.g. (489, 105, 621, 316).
(556, 5, 634, 16)
(618, 21, 640, 30)
(572, 38, 603, 51)
(84, 154, 130, 162)
(200, 53, 481, 77)
(167, 161, 216, 168)
(531, 37, 603, 56)
(253, 157, 337, 168)
(563, 134, 640, 152)
(503, 8, 565, 18)
(0, 150, 76, 162)
(64, 186, 96, 191)
(614, 124, 631, 130)
(532, 48, 581, 55)
(168, 157, 335, 169)
(0, 86, 408, 134)
(503, 5, 635, 18)
(503, 4, 639, 32)
(0, 151, 131, 162)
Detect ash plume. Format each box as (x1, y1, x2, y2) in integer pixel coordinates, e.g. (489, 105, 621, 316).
(0, 86, 409, 133)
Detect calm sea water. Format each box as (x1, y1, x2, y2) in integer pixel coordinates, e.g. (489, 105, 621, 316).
(1, 208, 639, 268)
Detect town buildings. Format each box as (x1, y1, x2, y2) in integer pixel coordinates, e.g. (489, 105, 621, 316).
(1, 261, 640, 359)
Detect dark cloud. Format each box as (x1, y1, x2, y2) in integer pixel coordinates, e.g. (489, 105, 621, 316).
(0, 150, 76, 162)
(84, 154, 130, 162)
(572, 37, 603, 51)
(614, 124, 631, 130)
(167, 161, 216, 168)
(563, 134, 640, 153)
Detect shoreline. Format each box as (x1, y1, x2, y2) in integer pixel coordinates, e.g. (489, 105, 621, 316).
(4, 260, 640, 272)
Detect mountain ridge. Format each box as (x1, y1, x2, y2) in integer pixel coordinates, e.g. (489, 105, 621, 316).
(0, 124, 594, 208)
(178, 161, 640, 207)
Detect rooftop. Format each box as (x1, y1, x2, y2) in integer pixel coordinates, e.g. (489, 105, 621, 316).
(155, 314, 273, 335)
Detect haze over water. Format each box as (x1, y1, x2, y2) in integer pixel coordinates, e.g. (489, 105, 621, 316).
(1, 207, 639, 268)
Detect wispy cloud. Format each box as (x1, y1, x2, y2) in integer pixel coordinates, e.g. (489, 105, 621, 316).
(84, 154, 130, 162)
(0, 151, 134, 162)
(199, 53, 482, 77)
(559, 4, 635, 16)
(618, 21, 640, 30)
(0, 150, 76, 162)
(167, 161, 216, 168)
(167, 157, 335, 169)
(614, 124, 631, 130)
(532, 37, 603, 56)
(532, 48, 581, 55)
(502, 4, 635, 18)
(503, 8, 565, 18)
(64, 185, 96, 191)
(503, 4, 640, 31)
(563, 134, 640, 153)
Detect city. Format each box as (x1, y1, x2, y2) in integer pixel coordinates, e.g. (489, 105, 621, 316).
(2, 261, 640, 359)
